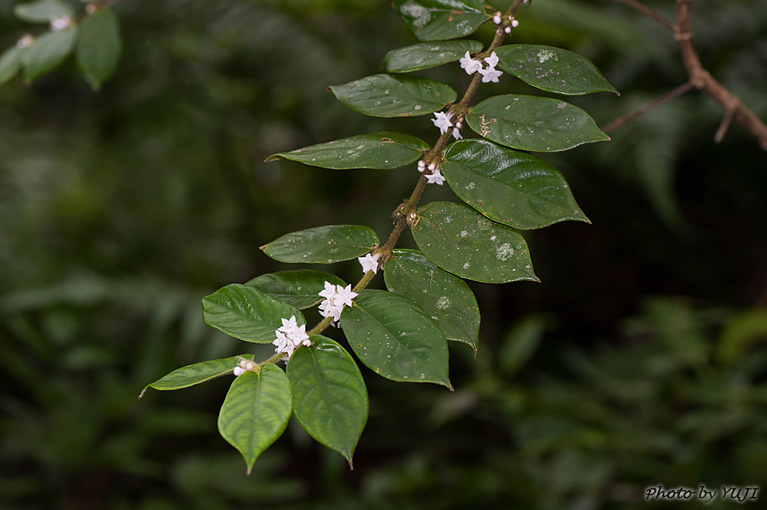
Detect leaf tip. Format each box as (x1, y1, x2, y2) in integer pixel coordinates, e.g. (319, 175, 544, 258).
(264, 154, 279, 163)
(138, 387, 148, 399)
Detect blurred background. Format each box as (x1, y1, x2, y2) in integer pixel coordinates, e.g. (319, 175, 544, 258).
(2, 0, 767, 508)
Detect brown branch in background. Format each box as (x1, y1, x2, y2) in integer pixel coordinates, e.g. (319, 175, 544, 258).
(602, 82, 693, 133)
(674, 0, 767, 149)
(606, 0, 767, 151)
(614, 0, 674, 31)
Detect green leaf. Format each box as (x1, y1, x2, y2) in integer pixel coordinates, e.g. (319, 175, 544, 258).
(287, 336, 368, 466)
(382, 40, 483, 73)
(245, 270, 346, 309)
(340, 289, 451, 388)
(329, 74, 457, 118)
(14, 0, 74, 23)
(718, 310, 767, 367)
(218, 365, 292, 474)
(140, 354, 255, 397)
(202, 284, 305, 343)
(0, 47, 22, 86)
(393, 0, 488, 41)
(76, 9, 121, 89)
(384, 249, 479, 351)
(466, 94, 609, 152)
(266, 132, 428, 170)
(442, 139, 589, 229)
(499, 316, 546, 376)
(261, 225, 379, 264)
(495, 44, 618, 96)
(412, 202, 538, 283)
(20, 28, 77, 82)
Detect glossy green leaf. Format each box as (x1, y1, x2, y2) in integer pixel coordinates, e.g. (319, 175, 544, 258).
(384, 249, 479, 351)
(340, 289, 451, 388)
(218, 365, 292, 474)
(14, 0, 74, 23)
(202, 284, 304, 343)
(21, 28, 77, 82)
(245, 270, 346, 309)
(382, 40, 483, 73)
(495, 44, 618, 96)
(329, 74, 456, 118)
(412, 202, 538, 283)
(140, 354, 255, 397)
(266, 132, 428, 169)
(393, 0, 487, 41)
(287, 336, 368, 466)
(0, 47, 22, 86)
(466, 94, 609, 152)
(442, 139, 589, 229)
(261, 225, 379, 264)
(76, 9, 121, 89)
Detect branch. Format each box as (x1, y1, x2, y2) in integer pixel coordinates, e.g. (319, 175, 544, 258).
(602, 82, 693, 133)
(613, 0, 674, 31)
(611, 0, 767, 150)
(674, 0, 767, 150)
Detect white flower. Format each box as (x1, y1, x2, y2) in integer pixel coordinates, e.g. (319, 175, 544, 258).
(272, 315, 311, 358)
(432, 111, 453, 134)
(49, 15, 72, 32)
(479, 66, 504, 83)
(358, 253, 380, 274)
(452, 127, 463, 140)
(493, 15, 502, 24)
(335, 284, 358, 307)
(318, 282, 358, 324)
(459, 51, 482, 75)
(484, 52, 499, 68)
(426, 168, 446, 185)
(511, 19, 520, 28)
(505, 26, 511, 34)
(16, 34, 34, 48)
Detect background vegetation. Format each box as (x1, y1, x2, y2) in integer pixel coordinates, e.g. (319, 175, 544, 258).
(2, 0, 766, 508)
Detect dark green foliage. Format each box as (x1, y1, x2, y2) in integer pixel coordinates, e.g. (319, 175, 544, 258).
(2, 0, 767, 508)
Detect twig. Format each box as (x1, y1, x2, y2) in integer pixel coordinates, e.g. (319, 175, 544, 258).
(612, 0, 767, 150)
(674, 0, 767, 150)
(613, 0, 675, 31)
(714, 104, 737, 144)
(602, 82, 693, 133)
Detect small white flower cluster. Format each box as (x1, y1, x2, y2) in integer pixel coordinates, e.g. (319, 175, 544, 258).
(460, 50, 504, 83)
(16, 34, 34, 49)
(319, 282, 358, 324)
(431, 111, 463, 140)
(273, 316, 311, 358)
(358, 252, 380, 274)
(233, 358, 256, 376)
(492, 11, 520, 34)
(49, 15, 72, 32)
(417, 159, 446, 185)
